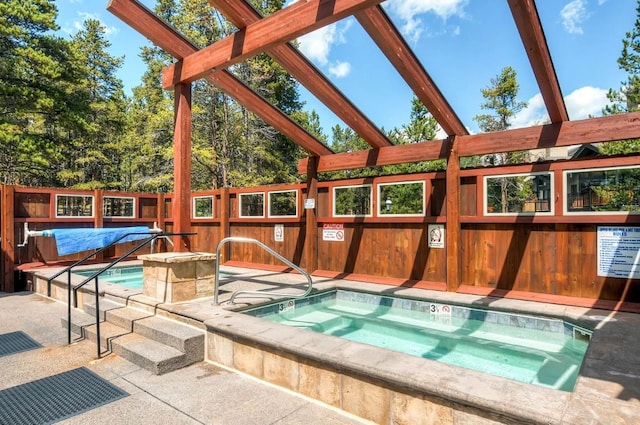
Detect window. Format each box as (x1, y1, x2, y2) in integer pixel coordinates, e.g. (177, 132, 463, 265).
(378, 181, 425, 216)
(56, 194, 94, 218)
(103, 196, 135, 218)
(268, 190, 297, 217)
(333, 185, 372, 217)
(239, 192, 264, 217)
(193, 196, 213, 218)
(484, 173, 553, 215)
(565, 166, 640, 214)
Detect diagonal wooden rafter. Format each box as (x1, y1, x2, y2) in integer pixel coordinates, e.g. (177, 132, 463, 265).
(107, 0, 332, 157)
(355, 5, 468, 136)
(508, 0, 568, 123)
(162, 0, 385, 90)
(298, 112, 640, 173)
(206, 0, 393, 149)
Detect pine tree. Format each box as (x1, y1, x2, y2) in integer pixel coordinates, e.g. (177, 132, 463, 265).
(58, 19, 127, 189)
(0, 0, 77, 185)
(473, 66, 528, 166)
(602, 0, 640, 154)
(473, 66, 528, 212)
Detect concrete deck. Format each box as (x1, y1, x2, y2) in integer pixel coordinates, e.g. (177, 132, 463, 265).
(0, 291, 368, 425)
(15, 265, 640, 424)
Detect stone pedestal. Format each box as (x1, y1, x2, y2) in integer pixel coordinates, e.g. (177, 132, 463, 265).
(138, 252, 217, 303)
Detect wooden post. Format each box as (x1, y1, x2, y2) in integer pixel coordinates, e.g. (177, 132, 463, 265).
(446, 136, 461, 292)
(305, 157, 319, 272)
(172, 82, 192, 251)
(1, 185, 15, 291)
(94, 189, 104, 262)
(219, 187, 230, 262)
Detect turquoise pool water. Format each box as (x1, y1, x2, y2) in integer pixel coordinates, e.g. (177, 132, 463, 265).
(76, 266, 144, 289)
(76, 266, 231, 290)
(245, 290, 591, 392)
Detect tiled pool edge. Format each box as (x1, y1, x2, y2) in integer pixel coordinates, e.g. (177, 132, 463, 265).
(204, 308, 570, 424)
(27, 266, 640, 424)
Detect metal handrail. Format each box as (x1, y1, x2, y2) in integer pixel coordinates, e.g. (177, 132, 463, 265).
(213, 237, 313, 305)
(68, 232, 195, 357)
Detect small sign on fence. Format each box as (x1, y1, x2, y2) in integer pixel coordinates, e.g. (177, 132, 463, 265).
(323, 223, 344, 242)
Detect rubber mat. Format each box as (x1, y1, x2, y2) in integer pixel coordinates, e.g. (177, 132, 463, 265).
(0, 331, 42, 357)
(0, 367, 128, 425)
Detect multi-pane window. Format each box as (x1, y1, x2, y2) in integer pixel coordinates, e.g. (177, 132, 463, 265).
(103, 196, 135, 218)
(56, 195, 94, 217)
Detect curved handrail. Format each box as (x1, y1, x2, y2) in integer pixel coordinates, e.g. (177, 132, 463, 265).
(213, 237, 312, 305)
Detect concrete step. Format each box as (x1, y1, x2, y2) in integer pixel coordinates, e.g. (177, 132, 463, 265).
(134, 315, 204, 357)
(105, 306, 153, 331)
(62, 297, 205, 375)
(83, 298, 125, 321)
(81, 321, 131, 352)
(111, 333, 194, 375)
(61, 308, 96, 338)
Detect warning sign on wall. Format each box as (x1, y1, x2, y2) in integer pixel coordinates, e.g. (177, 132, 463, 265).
(428, 224, 445, 248)
(323, 223, 344, 242)
(274, 224, 284, 242)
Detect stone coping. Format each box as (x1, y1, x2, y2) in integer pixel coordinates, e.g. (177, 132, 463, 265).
(26, 264, 640, 423)
(137, 252, 217, 263)
(201, 280, 640, 425)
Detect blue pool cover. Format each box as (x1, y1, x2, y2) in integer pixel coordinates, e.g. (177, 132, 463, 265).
(43, 226, 152, 256)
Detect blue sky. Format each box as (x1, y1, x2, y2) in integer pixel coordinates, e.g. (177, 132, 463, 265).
(55, 0, 637, 138)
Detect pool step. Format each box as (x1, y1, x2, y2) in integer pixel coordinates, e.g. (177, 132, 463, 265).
(62, 299, 204, 375)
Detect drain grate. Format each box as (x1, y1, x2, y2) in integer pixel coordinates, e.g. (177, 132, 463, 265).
(0, 367, 128, 425)
(0, 331, 42, 357)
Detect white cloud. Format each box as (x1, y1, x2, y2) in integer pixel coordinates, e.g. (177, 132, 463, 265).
(564, 86, 610, 119)
(297, 20, 352, 71)
(512, 93, 549, 129)
(560, 0, 589, 35)
(511, 86, 611, 129)
(385, 0, 468, 43)
(328, 61, 351, 78)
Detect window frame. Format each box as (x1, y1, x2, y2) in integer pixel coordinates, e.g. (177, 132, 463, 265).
(267, 189, 298, 218)
(192, 195, 214, 219)
(332, 184, 373, 218)
(563, 165, 640, 215)
(55, 194, 95, 218)
(483, 172, 554, 216)
(103, 196, 136, 218)
(239, 192, 265, 218)
(377, 180, 426, 217)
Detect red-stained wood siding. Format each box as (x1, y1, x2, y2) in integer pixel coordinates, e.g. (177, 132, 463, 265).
(5, 156, 640, 306)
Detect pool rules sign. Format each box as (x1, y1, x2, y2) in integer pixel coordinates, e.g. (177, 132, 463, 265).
(323, 224, 344, 242)
(597, 226, 640, 278)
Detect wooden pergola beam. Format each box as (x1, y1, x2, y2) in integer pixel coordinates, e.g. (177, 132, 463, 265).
(162, 0, 384, 89)
(107, 0, 332, 157)
(207, 0, 393, 149)
(298, 112, 640, 173)
(355, 5, 468, 136)
(508, 0, 568, 123)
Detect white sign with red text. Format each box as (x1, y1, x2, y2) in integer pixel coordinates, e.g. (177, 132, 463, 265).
(323, 223, 344, 241)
